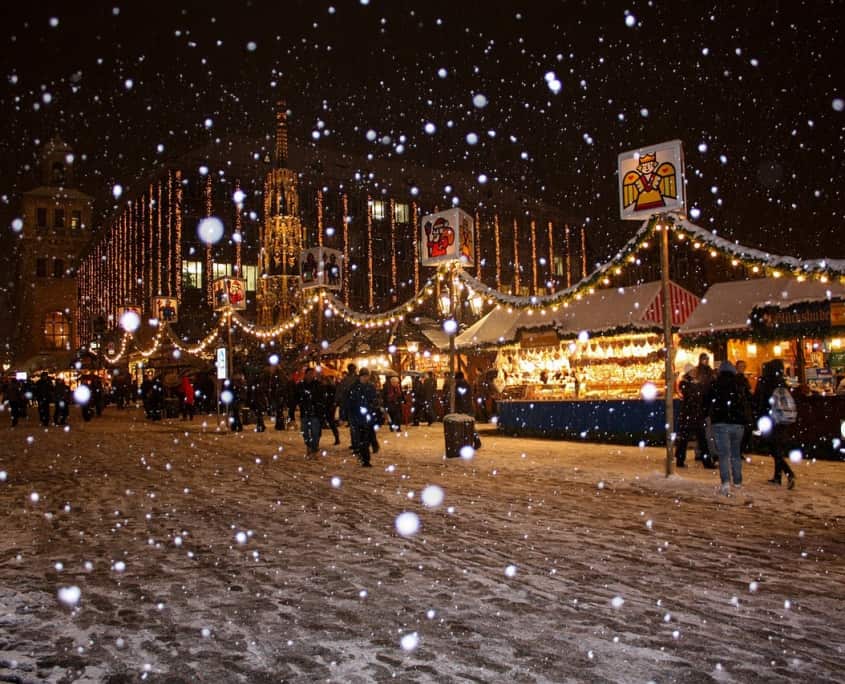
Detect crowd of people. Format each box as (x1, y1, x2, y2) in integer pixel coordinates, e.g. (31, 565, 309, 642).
(674, 353, 801, 496)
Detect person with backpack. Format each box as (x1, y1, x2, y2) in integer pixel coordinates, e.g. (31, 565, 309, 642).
(704, 361, 750, 496)
(753, 359, 797, 489)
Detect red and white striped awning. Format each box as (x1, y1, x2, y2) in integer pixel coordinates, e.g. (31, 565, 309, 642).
(641, 282, 700, 327)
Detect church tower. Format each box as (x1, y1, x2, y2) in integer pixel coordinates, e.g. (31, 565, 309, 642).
(13, 138, 93, 369)
(257, 101, 308, 338)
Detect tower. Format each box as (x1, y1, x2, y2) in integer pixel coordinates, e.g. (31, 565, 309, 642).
(14, 138, 93, 368)
(257, 101, 309, 339)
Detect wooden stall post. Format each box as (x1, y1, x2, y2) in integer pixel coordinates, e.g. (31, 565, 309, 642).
(660, 219, 675, 477)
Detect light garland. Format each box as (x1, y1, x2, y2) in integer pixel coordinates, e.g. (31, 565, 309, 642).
(234, 178, 242, 276)
(513, 218, 521, 294)
(530, 218, 538, 295)
(367, 194, 374, 310)
(166, 320, 224, 356)
(204, 175, 213, 307)
(322, 270, 444, 328)
(412, 201, 420, 293)
(175, 170, 183, 301)
(230, 298, 318, 340)
(389, 198, 398, 304)
(342, 192, 350, 305)
(547, 220, 554, 293)
(494, 213, 501, 290)
(580, 225, 587, 279)
(316, 188, 323, 248)
(156, 180, 163, 296)
(565, 223, 572, 288)
(474, 210, 481, 275)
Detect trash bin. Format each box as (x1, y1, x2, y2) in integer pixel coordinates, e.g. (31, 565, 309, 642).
(443, 413, 476, 458)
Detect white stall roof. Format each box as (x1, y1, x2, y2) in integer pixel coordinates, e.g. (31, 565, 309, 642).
(680, 278, 845, 335)
(456, 280, 699, 349)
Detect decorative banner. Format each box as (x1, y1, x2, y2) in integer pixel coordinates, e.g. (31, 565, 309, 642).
(216, 347, 228, 380)
(420, 208, 475, 266)
(618, 140, 685, 220)
(213, 277, 247, 310)
(153, 296, 179, 323)
(299, 246, 343, 291)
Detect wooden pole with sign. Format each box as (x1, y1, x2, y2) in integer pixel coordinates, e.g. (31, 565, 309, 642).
(448, 263, 459, 414)
(659, 218, 675, 477)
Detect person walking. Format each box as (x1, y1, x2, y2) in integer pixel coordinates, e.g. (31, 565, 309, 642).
(674, 364, 712, 468)
(735, 359, 754, 454)
(248, 373, 268, 432)
(345, 367, 379, 467)
(34, 372, 54, 426)
(53, 378, 71, 426)
(753, 359, 797, 489)
(321, 375, 340, 445)
(7, 379, 24, 427)
(270, 368, 288, 431)
(420, 371, 436, 425)
(383, 375, 405, 432)
(335, 363, 357, 425)
(179, 375, 195, 421)
(290, 367, 324, 458)
(705, 361, 750, 496)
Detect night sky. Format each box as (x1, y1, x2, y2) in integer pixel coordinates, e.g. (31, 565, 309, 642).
(1, 0, 843, 259)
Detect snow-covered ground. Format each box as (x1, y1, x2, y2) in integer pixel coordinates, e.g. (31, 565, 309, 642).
(1, 408, 843, 683)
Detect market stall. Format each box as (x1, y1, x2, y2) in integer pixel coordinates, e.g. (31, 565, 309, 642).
(458, 280, 701, 443)
(679, 277, 845, 458)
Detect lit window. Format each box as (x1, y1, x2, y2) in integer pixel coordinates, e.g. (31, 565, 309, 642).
(213, 262, 232, 279)
(43, 311, 69, 350)
(182, 260, 203, 289)
(394, 203, 409, 223)
(71, 210, 82, 229)
(241, 264, 257, 291)
(369, 200, 386, 220)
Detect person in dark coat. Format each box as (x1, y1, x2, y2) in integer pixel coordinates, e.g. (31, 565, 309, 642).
(321, 375, 340, 445)
(334, 363, 357, 425)
(705, 361, 750, 495)
(248, 374, 268, 432)
(453, 371, 474, 416)
(420, 372, 436, 425)
(753, 359, 796, 488)
(674, 364, 712, 468)
(148, 375, 164, 422)
(141, 374, 154, 418)
(270, 369, 288, 430)
(53, 378, 71, 426)
(224, 377, 243, 432)
(735, 359, 754, 454)
(382, 375, 405, 432)
(34, 372, 54, 426)
(6, 380, 24, 427)
(289, 367, 324, 458)
(345, 368, 379, 467)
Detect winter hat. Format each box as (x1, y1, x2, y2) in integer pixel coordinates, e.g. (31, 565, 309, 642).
(718, 361, 736, 374)
(683, 363, 695, 375)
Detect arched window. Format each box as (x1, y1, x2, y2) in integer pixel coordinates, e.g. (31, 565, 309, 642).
(51, 161, 65, 185)
(43, 311, 69, 350)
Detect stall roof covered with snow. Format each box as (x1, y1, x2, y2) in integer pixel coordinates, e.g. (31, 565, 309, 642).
(679, 278, 845, 336)
(456, 280, 699, 349)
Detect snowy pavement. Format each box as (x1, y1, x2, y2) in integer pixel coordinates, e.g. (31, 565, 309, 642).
(1, 409, 843, 683)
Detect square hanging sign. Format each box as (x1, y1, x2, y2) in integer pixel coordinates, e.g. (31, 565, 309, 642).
(420, 208, 474, 267)
(618, 139, 686, 220)
(213, 277, 247, 310)
(299, 247, 343, 291)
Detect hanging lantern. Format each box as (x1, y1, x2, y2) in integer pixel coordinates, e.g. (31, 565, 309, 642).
(439, 293, 452, 316)
(469, 294, 484, 316)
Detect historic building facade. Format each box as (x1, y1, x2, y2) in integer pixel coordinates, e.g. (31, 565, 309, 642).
(13, 138, 93, 369)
